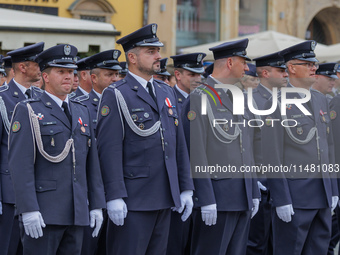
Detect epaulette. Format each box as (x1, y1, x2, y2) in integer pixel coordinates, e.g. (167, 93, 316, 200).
(73, 94, 89, 102)
(68, 92, 76, 99)
(0, 84, 9, 93)
(31, 86, 44, 93)
(154, 79, 167, 87)
(110, 79, 127, 89)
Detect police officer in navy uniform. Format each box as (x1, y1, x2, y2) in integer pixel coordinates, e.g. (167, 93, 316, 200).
(262, 41, 338, 255)
(312, 63, 338, 103)
(8, 44, 106, 255)
(69, 57, 92, 99)
(170, 53, 206, 114)
(96, 23, 194, 255)
(75, 49, 122, 135)
(0, 42, 45, 255)
(182, 39, 260, 255)
(246, 52, 288, 255)
(153, 58, 171, 85)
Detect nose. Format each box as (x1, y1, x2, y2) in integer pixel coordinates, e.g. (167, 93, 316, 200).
(244, 64, 249, 71)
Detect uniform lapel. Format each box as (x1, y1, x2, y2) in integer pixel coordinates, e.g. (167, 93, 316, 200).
(154, 81, 167, 112)
(41, 93, 71, 130)
(126, 73, 158, 112)
(70, 101, 79, 132)
(9, 80, 25, 103)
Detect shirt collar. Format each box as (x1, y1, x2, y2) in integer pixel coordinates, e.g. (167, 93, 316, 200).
(129, 71, 154, 91)
(259, 83, 273, 94)
(78, 86, 89, 95)
(93, 89, 102, 99)
(175, 84, 189, 98)
(45, 91, 69, 109)
(13, 79, 28, 97)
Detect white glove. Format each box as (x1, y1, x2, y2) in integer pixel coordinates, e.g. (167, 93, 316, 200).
(107, 198, 127, 226)
(0, 201, 2, 215)
(276, 204, 294, 223)
(22, 211, 46, 239)
(201, 204, 217, 226)
(332, 196, 339, 211)
(251, 198, 260, 219)
(257, 181, 267, 193)
(90, 209, 103, 237)
(174, 190, 193, 222)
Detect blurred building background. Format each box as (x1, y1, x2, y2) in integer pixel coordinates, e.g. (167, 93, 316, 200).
(0, 0, 339, 61)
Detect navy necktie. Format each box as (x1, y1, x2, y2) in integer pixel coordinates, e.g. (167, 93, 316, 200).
(62, 101, 72, 123)
(25, 89, 32, 99)
(147, 82, 157, 103)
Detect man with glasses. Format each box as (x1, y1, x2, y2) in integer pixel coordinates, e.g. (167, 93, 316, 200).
(262, 41, 338, 255)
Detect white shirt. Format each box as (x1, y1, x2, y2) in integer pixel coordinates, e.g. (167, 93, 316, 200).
(93, 89, 102, 99)
(45, 91, 70, 111)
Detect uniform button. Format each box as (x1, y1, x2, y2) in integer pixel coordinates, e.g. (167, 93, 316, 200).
(165, 142, 168, 146)
(74, 178, 77, 182)
(165, 156, 168, 160)
(5, 170, 8, 173)
(321, 149, 323, 153)
(50, 130, 53, 134)
(39, 186, 42, 190)
(194, 197, 198, 201)
(243, 148, 245, 152)
(214, 175, 218, 179)
(163, 128, 166, 131)
(130, 173, 134, 177)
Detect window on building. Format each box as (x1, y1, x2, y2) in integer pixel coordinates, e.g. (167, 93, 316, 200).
(69, 0, 115, 23)
(176, 0, 220, 52)
(239, 0, 267, 36)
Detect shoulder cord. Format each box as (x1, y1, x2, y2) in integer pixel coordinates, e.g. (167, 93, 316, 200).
(27, 103, 75, 164)
(114, 88, 161, 137)
(0, 96, 10, 134)
(206, 97, 242, 144)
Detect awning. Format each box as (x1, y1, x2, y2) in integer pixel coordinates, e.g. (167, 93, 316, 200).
(180, 30, 327, 62)
(0, 8, 120, 52)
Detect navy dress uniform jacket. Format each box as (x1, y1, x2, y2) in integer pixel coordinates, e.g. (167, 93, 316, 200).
(0, 79, 43, 204)
(74, 90, 100, 134)
(8, 92, 106, 226)
(173, 86, 187, 114)
(262, 85, 337, 209)
(186, 76, 260, 211)
(96, 72, 194, 210)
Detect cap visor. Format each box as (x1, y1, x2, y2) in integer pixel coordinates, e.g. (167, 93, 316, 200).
(183, 66, 205, 74)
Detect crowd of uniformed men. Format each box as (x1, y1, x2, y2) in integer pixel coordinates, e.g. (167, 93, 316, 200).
(0, 22, 340, 255)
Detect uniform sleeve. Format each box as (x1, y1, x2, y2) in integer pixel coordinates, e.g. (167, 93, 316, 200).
(96, 88, 128, 202)
(85, 106, 106, 210)
(261, 101, 292, 207)
(8, 102, 40, 214)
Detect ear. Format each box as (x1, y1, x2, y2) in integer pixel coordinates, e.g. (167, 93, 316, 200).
(287, 64, 295, 74)
(18, 63, 26, 73)
(128, 52, 137, 65)
(262, 69, 269, 78)
(226, 58, 233, 70)
(80, 71, 87, 81)
(174, 70, 181, 81)
(42, 72, 49, 84)
(90, 73, 97, 85)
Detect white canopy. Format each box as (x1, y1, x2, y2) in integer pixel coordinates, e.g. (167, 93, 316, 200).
(180, 30, 328, 62)
(0, 8, 120, 52)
